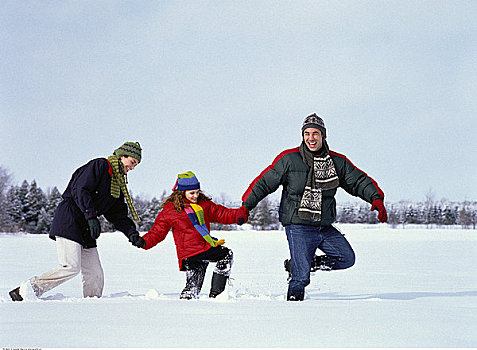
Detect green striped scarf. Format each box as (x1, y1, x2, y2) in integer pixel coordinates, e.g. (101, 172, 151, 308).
(108, 155, 140, 222)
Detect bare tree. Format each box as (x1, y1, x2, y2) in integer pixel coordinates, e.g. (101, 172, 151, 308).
(424, 187, 435, 229)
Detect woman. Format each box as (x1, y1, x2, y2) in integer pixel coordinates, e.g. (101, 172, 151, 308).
(10, 142, 143, 301)
(129, 171, 248, 299)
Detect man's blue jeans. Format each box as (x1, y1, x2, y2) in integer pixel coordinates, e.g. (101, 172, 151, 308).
(285, 224, 355, 300)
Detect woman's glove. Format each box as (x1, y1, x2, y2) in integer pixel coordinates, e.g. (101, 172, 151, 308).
(128, 232, 146, 248)
(237, 205, 249, 225)
(88, 217, 101, 239)
(371, 199, 388, 223)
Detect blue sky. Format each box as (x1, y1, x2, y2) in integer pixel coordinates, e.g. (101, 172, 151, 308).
(2, 1, 476, 204)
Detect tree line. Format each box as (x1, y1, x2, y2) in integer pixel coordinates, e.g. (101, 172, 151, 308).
(0, 168, 476, 233)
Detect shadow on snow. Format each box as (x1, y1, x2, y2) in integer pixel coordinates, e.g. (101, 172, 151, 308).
(309, 290, 477, 301)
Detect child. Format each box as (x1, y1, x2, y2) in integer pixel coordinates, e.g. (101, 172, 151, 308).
(129, 171, 248, 299)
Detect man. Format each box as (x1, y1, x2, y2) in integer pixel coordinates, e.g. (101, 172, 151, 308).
(242, 114, 387, 301)
(9, 142, 144, 301)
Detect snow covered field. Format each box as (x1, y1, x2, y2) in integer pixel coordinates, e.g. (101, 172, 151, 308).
(1, 224, 476, 348)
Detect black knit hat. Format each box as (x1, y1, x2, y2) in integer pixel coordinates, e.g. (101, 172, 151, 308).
(302, 113, 326, 139)
(114, 142, 142, 163)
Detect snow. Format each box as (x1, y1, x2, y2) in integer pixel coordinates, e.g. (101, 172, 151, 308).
(1, 224, 477, 348)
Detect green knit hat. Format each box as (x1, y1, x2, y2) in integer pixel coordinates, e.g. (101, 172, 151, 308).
(114, 142, 142, 163)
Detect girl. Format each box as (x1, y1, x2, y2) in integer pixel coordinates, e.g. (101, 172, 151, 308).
(130, 171, 248, 299)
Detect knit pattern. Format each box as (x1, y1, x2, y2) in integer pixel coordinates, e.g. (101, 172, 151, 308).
(114, 142, 142, 163)
(302, 113, 327, 138)
(107, 155, 140, 222)
(184, 203, 219, 247)
(173, 171, 200, 191)
(298, 143, 339, 221)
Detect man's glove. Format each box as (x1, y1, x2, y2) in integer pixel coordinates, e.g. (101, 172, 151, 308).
(128, 232, 146, 248)
(88, 217, 101, 240)
(371, 199, 388, 223)
(237, 205, 249, 225)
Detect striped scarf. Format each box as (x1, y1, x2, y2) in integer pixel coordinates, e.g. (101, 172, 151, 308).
(184, 203, 222, 247)
(298, 142, 339, 222)
(107, 155, 140, 222)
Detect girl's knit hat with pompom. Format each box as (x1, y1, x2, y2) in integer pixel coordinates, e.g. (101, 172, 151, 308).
(172, 171, 200, 191)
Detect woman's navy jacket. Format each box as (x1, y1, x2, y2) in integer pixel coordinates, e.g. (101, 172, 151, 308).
(49, 158, 137, 248)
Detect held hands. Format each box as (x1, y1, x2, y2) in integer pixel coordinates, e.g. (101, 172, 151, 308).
(128, 231, 146, 248)
(371, 199, 388, 223)
(88, 217, 101, 239)
(237, 205, 249, 225)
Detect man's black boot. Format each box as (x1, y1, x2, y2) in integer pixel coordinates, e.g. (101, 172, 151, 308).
(284, 255, 333, 276)
(287, 288, 304, 301)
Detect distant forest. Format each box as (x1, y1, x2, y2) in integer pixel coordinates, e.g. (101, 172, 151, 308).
(0, 166, 476, 233)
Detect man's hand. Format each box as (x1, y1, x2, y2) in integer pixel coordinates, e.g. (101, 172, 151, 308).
(371, 199, 388, 223)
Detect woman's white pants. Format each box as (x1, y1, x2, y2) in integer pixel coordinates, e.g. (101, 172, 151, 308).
(29, 236, 104, 298)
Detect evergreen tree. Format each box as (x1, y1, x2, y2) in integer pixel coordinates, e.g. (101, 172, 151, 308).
(337, 204, 356, 224)
(268, 199, 281, 229)
(38, 186, 63, 234)
(24, 180, 47, 233)
(210, 193, 236, 231)
(387, 203, 400, 228)
(442, 206, 457, 226)
(0, 166, 13, 231)
(5, 182, 28, 231)
(46, 187, 62, 217)
(36, 207, 50, 234)
(159, 189, 167, 203)
(430, 205, 443, 227)
(356, 204, 377, 224)
(247, 205, 260, 230)
(133, 195, 150, 231)
(405, 205, 420, 224)
(470, 206, 477, 229)
(142, 196, 163, 230)
(248, 197, 276, 230)
(398, 202, 407, 228)
(424, 189, 435, 228)
(150, 196, 163, 214)
(457, 206, 471, 229)
(18, 180, 29, 226)
(5, 186, 20, 230)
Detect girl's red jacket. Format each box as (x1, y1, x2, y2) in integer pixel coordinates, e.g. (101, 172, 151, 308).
(142, 199, 242, 270)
